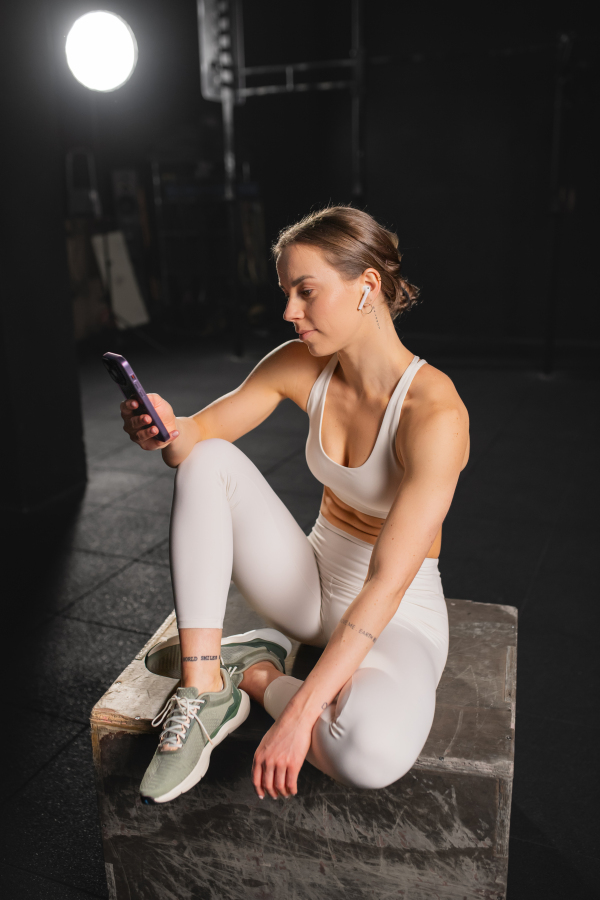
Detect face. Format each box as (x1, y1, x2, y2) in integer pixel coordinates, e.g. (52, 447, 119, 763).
(277, 243, 380, 356)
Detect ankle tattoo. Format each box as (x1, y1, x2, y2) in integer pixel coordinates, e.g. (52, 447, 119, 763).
(182, 655, 219, 662)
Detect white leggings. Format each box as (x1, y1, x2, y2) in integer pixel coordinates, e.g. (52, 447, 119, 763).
(170, 439, 449, 790)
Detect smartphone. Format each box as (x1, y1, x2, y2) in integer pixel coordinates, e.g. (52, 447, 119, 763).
(102, 352, 171, 443)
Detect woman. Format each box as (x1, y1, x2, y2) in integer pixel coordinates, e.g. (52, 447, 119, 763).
(120, 206, 470, 805)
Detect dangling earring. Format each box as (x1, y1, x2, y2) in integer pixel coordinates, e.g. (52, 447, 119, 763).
(365, 303, 381, 330)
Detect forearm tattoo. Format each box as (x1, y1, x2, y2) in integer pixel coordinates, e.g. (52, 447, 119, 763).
(182, 655, 219, 662)
(340, 617, 377, 643)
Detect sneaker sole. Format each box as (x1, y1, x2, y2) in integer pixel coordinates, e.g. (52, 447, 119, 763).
(145, 636, 182, 679)
(146, 628, 293, 679)
(220, 627, 293, 657)
(141, 689, 251, 804)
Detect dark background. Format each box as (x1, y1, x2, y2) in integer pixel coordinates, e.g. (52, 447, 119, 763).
(0, 1, 598, 898)
(49, 0, 599, 348)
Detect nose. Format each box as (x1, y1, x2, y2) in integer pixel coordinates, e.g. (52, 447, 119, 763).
(282, 295, 304, 323)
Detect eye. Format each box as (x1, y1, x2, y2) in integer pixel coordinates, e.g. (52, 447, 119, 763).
(301, 289, 313, 297)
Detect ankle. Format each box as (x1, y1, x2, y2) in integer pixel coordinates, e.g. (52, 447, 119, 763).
(241, 661, 283, 705)
(181, 672, 224, 694)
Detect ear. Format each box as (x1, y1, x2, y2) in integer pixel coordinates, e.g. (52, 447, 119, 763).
(362, 268, 382, 301)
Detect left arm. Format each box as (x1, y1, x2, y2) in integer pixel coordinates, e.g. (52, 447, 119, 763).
(252, 388, 469, 799)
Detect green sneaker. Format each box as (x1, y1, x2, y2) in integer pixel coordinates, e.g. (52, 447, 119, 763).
(139, 666, 250, 804)
(145, 627, 292, 688)
(220, 628, 293, 687)
(145, 634, 183, 680)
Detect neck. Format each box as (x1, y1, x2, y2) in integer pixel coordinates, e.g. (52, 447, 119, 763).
(335, 306, 415, 398)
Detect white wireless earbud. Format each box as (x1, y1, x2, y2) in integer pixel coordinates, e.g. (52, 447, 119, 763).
(358, 285, 371, 310)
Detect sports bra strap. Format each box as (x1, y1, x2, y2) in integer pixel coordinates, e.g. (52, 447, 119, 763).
(385, 356, 428, 440)
(306, 354, 337, 419)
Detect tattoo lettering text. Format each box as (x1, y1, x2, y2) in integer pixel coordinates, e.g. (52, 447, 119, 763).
(359, 628, 377, 643)
(182, 655, 219, 662)
(340, 617, 377, 643)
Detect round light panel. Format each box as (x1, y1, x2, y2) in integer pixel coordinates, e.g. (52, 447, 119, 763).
(66, 11, 138, 92)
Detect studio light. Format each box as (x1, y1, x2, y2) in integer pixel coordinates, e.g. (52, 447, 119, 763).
(65, 11, 138, 92)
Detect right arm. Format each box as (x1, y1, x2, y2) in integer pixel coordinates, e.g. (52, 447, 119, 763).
(120, 340, 321, 467)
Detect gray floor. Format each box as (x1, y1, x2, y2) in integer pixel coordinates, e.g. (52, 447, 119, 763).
(1, 335, 597, 898)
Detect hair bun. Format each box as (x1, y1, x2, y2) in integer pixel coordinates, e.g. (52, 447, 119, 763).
(386, 229, 400, 251)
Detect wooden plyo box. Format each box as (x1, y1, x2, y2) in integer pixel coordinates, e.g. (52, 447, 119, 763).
(91, 599, 517, 900)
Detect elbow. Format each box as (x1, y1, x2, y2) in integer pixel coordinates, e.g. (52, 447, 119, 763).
(390, 589, 405, 616)
(368, 575, 405, 616)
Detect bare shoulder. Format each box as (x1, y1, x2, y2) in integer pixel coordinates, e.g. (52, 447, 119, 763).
(252, 339, 332, 412)
(398, 360, 470, 468)
(406, 361, 468, 416)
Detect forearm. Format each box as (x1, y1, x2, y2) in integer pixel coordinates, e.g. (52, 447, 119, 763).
(283, 579, 401, 728)
(161, 415, 203, 467)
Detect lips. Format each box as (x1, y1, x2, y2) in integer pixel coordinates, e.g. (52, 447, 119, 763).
(297, 329, 315, 339)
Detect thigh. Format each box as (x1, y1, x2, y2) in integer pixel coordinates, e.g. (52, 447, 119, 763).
(311, 620, 440, 789)
(220, 442, 325, 644)
(230, 474, 325, 645)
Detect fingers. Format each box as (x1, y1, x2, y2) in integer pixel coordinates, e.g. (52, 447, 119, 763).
(252, 749, 277, 799)
(285, 769, 299, 798)
(120, 398, 143, 425)
(262, 762, 278, 800)
(252, 756, 265, 800)
(255, 760, 278, 800)
(252, 755, 297, 800)
(273, 766, 291, 799)
(118, 397, 178, 452)
(122, 393, 161, 410)
(131, 414, 153, 431)
(252, 722, 305, 800)
(131, 427, 179, 448)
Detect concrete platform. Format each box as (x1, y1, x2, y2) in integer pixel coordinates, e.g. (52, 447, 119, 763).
(91, 597, 517, 899)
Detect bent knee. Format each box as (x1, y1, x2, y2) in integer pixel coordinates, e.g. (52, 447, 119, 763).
(185, 437, 237, 465)
(338, 738, 423, 790)
(315, 669, 436, 790)
(176, 438, 243, 482)
(313, 713, 429, 790)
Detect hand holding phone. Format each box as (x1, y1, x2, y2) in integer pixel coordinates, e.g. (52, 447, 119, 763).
(103, 352, 179, 449)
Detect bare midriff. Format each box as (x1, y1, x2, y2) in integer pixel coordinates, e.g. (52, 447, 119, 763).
(320, 484, 442, 558)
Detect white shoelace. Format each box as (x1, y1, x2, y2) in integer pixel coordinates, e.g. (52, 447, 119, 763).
(152, 694, 214, 749)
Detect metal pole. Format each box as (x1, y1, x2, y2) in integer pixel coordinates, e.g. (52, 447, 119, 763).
(90, 91, 118, 335)
(542, 33, 572, 376)
(221, 84, 243, 357)
(151, 158, 170, 313)
(351, 0, 366, 206)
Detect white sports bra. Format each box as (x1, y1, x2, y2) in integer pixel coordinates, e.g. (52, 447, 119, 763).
(305, 353, 428, 518)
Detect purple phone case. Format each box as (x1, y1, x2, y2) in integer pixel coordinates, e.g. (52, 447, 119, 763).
(102, 352, 171, 443)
